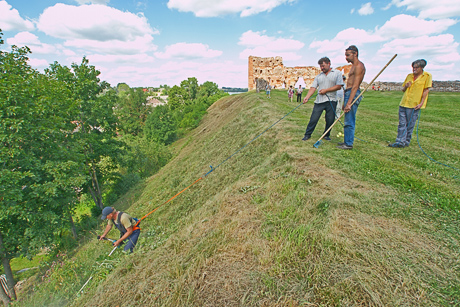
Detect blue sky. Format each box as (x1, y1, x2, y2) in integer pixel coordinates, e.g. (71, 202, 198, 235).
(1, 0, 459, 88)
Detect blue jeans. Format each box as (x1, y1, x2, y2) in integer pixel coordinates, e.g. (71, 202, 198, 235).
(122, 229, 140, 253)
(304, 101, 337, 138)
(395, 106, 419, 146)
(343, 89, 362, 146)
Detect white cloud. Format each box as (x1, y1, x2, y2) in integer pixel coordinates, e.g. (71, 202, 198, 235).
(389, 0, 460, 19)
(378, 34, 460, 63)
(84, 53, 155, 65)
(37, 4, 158, 55)
(154, 43, 223, 59)
(310, 14, 457, 59)
(99, 60, 247, 87)
(358, 2, 374, 16)
(0, 0, 35, 31)
(167, 0, 295, 17)
(6, 32, 59, 54)
(310, 39, 346, 55)
(27, 58, 51, 68)
(64, 35, 157, 55)
(62, 48, 77, 56)
(376, 15, 457, 39)
(74, 0, 110, 4)
(335, 28, 383, 44)
(238, 30, 304, 60)
(310, 28, 383, 56)
(307, 9, 460, 83)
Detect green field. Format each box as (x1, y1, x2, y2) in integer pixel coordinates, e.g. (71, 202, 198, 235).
(15, 90, 459, 306)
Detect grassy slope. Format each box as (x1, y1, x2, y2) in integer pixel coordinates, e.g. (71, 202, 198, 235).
(17, 90, 459, 306)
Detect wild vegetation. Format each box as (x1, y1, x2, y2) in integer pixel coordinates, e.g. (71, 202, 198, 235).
(6, 85, 459, 306)
(0, 31, 227, 306)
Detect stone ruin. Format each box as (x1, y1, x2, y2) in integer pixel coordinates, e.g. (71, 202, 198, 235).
(249, 56, 460, 92)
(248, 56, 351, 92)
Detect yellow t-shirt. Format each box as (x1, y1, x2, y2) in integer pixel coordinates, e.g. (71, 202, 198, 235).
(399, 71, 432, 109)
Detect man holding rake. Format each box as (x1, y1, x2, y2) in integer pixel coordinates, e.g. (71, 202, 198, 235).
(301, 57, 344, 141)
(337, 45, 366, 150)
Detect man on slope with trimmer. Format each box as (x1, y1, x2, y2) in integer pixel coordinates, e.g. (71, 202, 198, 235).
(99, 207, 141, 253)
(337, 45, 366, 150)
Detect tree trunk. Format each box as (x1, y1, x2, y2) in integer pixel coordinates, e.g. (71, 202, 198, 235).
(80, 113, 104, 210)
(88, 185, 103, 210)
(88, 186, 99, 209)
(0, 231, 16, 301)
(87, 161, 103, 209)
(90, 163, 103, 209)
(69, 214, 78, 240)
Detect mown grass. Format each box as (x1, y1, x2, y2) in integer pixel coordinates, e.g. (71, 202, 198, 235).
(15, 89, 459, 306)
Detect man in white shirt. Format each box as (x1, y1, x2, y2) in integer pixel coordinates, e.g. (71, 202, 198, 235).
(302, 57, 344, 141)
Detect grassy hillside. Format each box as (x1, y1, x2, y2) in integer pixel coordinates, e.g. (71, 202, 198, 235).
(16, 89, 459, 306)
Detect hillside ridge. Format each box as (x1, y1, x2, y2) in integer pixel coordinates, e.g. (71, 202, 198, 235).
(17, 90, 460, 306)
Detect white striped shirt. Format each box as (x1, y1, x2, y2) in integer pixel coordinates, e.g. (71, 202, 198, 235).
(311, 69, 344, 104)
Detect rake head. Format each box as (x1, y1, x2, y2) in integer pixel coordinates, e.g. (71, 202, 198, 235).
(313, 140, 323, 148)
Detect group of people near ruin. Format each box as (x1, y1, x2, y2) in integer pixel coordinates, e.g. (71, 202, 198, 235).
(279, 45, 431, 150)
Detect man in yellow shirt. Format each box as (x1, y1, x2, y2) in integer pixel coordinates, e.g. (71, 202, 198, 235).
(388, 59, 432, 148)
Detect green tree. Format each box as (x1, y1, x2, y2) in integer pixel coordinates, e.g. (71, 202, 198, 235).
(45, 58, 123, 210)
(167, 85, 188, 111)
(0, 35, 86, 304)
(115, 88, 152, 136)
(198, 81, 219, 98)
(116, 82, 130, 92)
(144, 105, 177, 145)
(180, 77, 198, 101)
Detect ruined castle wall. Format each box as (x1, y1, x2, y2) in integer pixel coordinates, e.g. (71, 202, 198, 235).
(249, 56, 351, 92)
(249, 56, 460, 93)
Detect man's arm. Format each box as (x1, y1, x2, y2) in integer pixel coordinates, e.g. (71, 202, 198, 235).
(99, 224, 113, 240)
(114, 227, 133, 247)
(303, 87, 316, 103)
(415, 88, 430, 110)
(318, 84, 342, 95)
(402, 81, 412, 92)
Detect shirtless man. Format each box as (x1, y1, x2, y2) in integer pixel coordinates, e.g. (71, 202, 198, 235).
(337, 45, 366, 150)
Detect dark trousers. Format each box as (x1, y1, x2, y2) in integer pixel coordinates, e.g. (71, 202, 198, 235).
(122, 229, 140, 253)
(304, 101, 337, 138)
(297, 94, 302, 102)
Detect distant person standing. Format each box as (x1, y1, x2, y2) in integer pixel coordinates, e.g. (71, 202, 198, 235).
(265, 83, 271, 99)
(337, 45, 366, 150)
(388, 59, 432, 148)
(301, 57, 344, 141)
(296, 85, 303, 102)
(288, 85, 294, 102)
